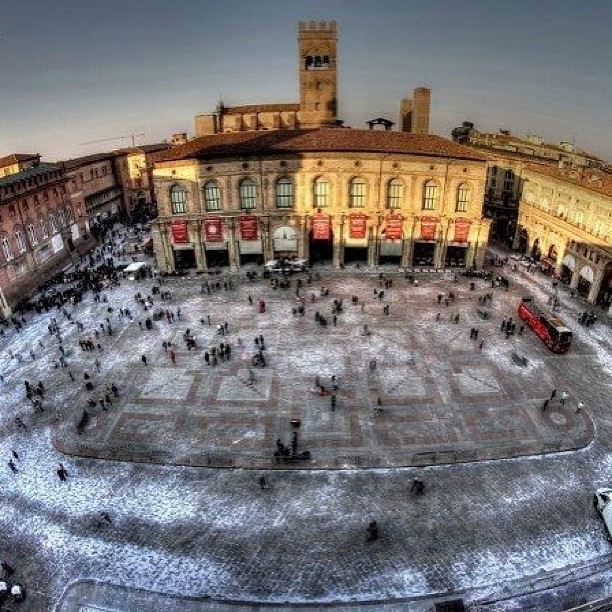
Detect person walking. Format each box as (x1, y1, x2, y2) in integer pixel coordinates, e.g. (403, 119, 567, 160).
(258, 475, 267, 490)
(367, 520, 379, 541)
(541, 398, 550, 412)
(576, 401, 584, 414)
(7, 460, 18, 474)
(170, 348, 176, 365)
(141, 354, 147, 366)
(550, 389, 557, 401)
(560, 391, 568, 405)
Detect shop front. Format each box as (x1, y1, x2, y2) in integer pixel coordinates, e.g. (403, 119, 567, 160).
(444, 218, 470, 267)
(238, 215, 263, 265)
(171, 220, 195, 270)
(379, 213, 403, 265)
(578, 264, 594, 298)
(412, 216, 438, 267)
(344, 213, 368, 264)
(203, 217, 230, 268)
(309, 213, 333, 264)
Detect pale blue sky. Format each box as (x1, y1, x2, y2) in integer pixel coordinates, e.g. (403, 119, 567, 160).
(1, 0, 611, 161)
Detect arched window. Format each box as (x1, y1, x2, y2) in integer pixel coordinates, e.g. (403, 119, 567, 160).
(170, 185, 188, 214)
(313, 177, 330, 208)
(314, 56, 322, 68)
(239, 178, 257, 210)
(422, 180, 439, 210)
(39, 218, 48, 239)
(2, 236, 13, 261)
(349, 177, 366, 208)
(27, 223, 37, 244)
(15, 229, 26, 253)
(305, 55, 313, 70)
(203, 181, 221, 211)
(49, 213, 57, 233)
(276, 178, 294, 208)
(387, 179, 402, 209)
(456, 183, 470, 212)
(322, 55, 330, 67)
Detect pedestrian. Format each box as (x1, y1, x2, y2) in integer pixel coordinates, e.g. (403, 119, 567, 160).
(170, 348, 176, 365)
(550, 389, 557, 401)
(331, 394, 337, 410)
(410, 478, 425, 495)
(100, 511, 112, 524)
(542, 398, 550, 412)
(576, 402, 584, 414)
(375, 397, 383, 413)
(11, 450, 18, 461)
(367, 520, 379, 541)
(7, 460, 17, 474)
(479, 339, 484, 350)
(57, 464, 68, 481)
(111, 383, 119, 398)
(560, 391, 568, 405)
(259, 475, 267, 490)
(1, 560, 15, 576)
(141, 354, 147, 366)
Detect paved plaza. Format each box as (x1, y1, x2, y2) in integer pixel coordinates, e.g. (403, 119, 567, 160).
(1, 241, 612, 611)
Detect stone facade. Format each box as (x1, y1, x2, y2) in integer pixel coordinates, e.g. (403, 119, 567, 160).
(150, 132, 490, 274)
(514, 164, 612, 315)
(0, 163, 85, 315)
(63, 153, 123, 230)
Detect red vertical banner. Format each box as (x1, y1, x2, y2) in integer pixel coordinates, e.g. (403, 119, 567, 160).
(239, 215, 258, 240)
(312, 213, 331, 240)
(203, 217, 223, 242)
(420, 216, 438, 241)
(454, 218, 471, 243)
(349, 214, 368, 239)
(385, 213, 403, 240)
(171, 220, 188, 244)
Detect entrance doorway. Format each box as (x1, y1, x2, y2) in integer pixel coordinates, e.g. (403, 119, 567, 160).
(309, 230, 333, 264)
(444, 246, 467, 267)
(173, 248, 196, 270)
(205, 249, 230, 268)
(412, 242, 436, 267)
(344, 246, 368, 264)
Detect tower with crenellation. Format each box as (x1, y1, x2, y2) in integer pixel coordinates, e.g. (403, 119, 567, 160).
(298, 20, 338, 129)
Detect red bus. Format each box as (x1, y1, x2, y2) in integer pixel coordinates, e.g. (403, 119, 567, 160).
(517, 296, 572, 353)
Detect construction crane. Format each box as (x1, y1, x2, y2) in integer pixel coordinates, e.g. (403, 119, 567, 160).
(81, 131, 146, 147)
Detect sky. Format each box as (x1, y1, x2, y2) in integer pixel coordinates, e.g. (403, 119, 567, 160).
(1, 0, 612, 162)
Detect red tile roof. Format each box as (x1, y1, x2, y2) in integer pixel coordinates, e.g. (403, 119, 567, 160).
(153, 129, 488, 164)
(526, 163, 612, 199)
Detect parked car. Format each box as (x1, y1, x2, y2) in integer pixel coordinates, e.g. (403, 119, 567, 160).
(264, 258, 309, 273)
(593, 488, 612, 539)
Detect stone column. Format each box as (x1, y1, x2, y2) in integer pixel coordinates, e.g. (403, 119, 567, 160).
(193, 221, 207, 271)
(587, 268, 604, 305)
(367, 225, 376, 267)
(262, 217, 274, 263)
(0, 286, 11, 318)
(227, 219, 239, 271)
(298, 215, 310, 261)
(554, 246, 566, 277)
(332, 216, 342, 268)
(570, 266, 580, 289)
(158, 222, 175, 273)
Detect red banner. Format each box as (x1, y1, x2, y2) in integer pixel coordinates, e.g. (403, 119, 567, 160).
(349, 214, 367, 239)
(171, 220, 188, 244)
(385, 213, 403, 240)
(454, 218, 471, 243)
(203, 217, 223, 242)
(312, 214, 331, 240)
(239, 215, 258, 240)
(420, 216, 438, 241)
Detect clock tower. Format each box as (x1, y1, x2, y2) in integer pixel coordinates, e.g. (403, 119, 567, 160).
(298, 20, 338, 129)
